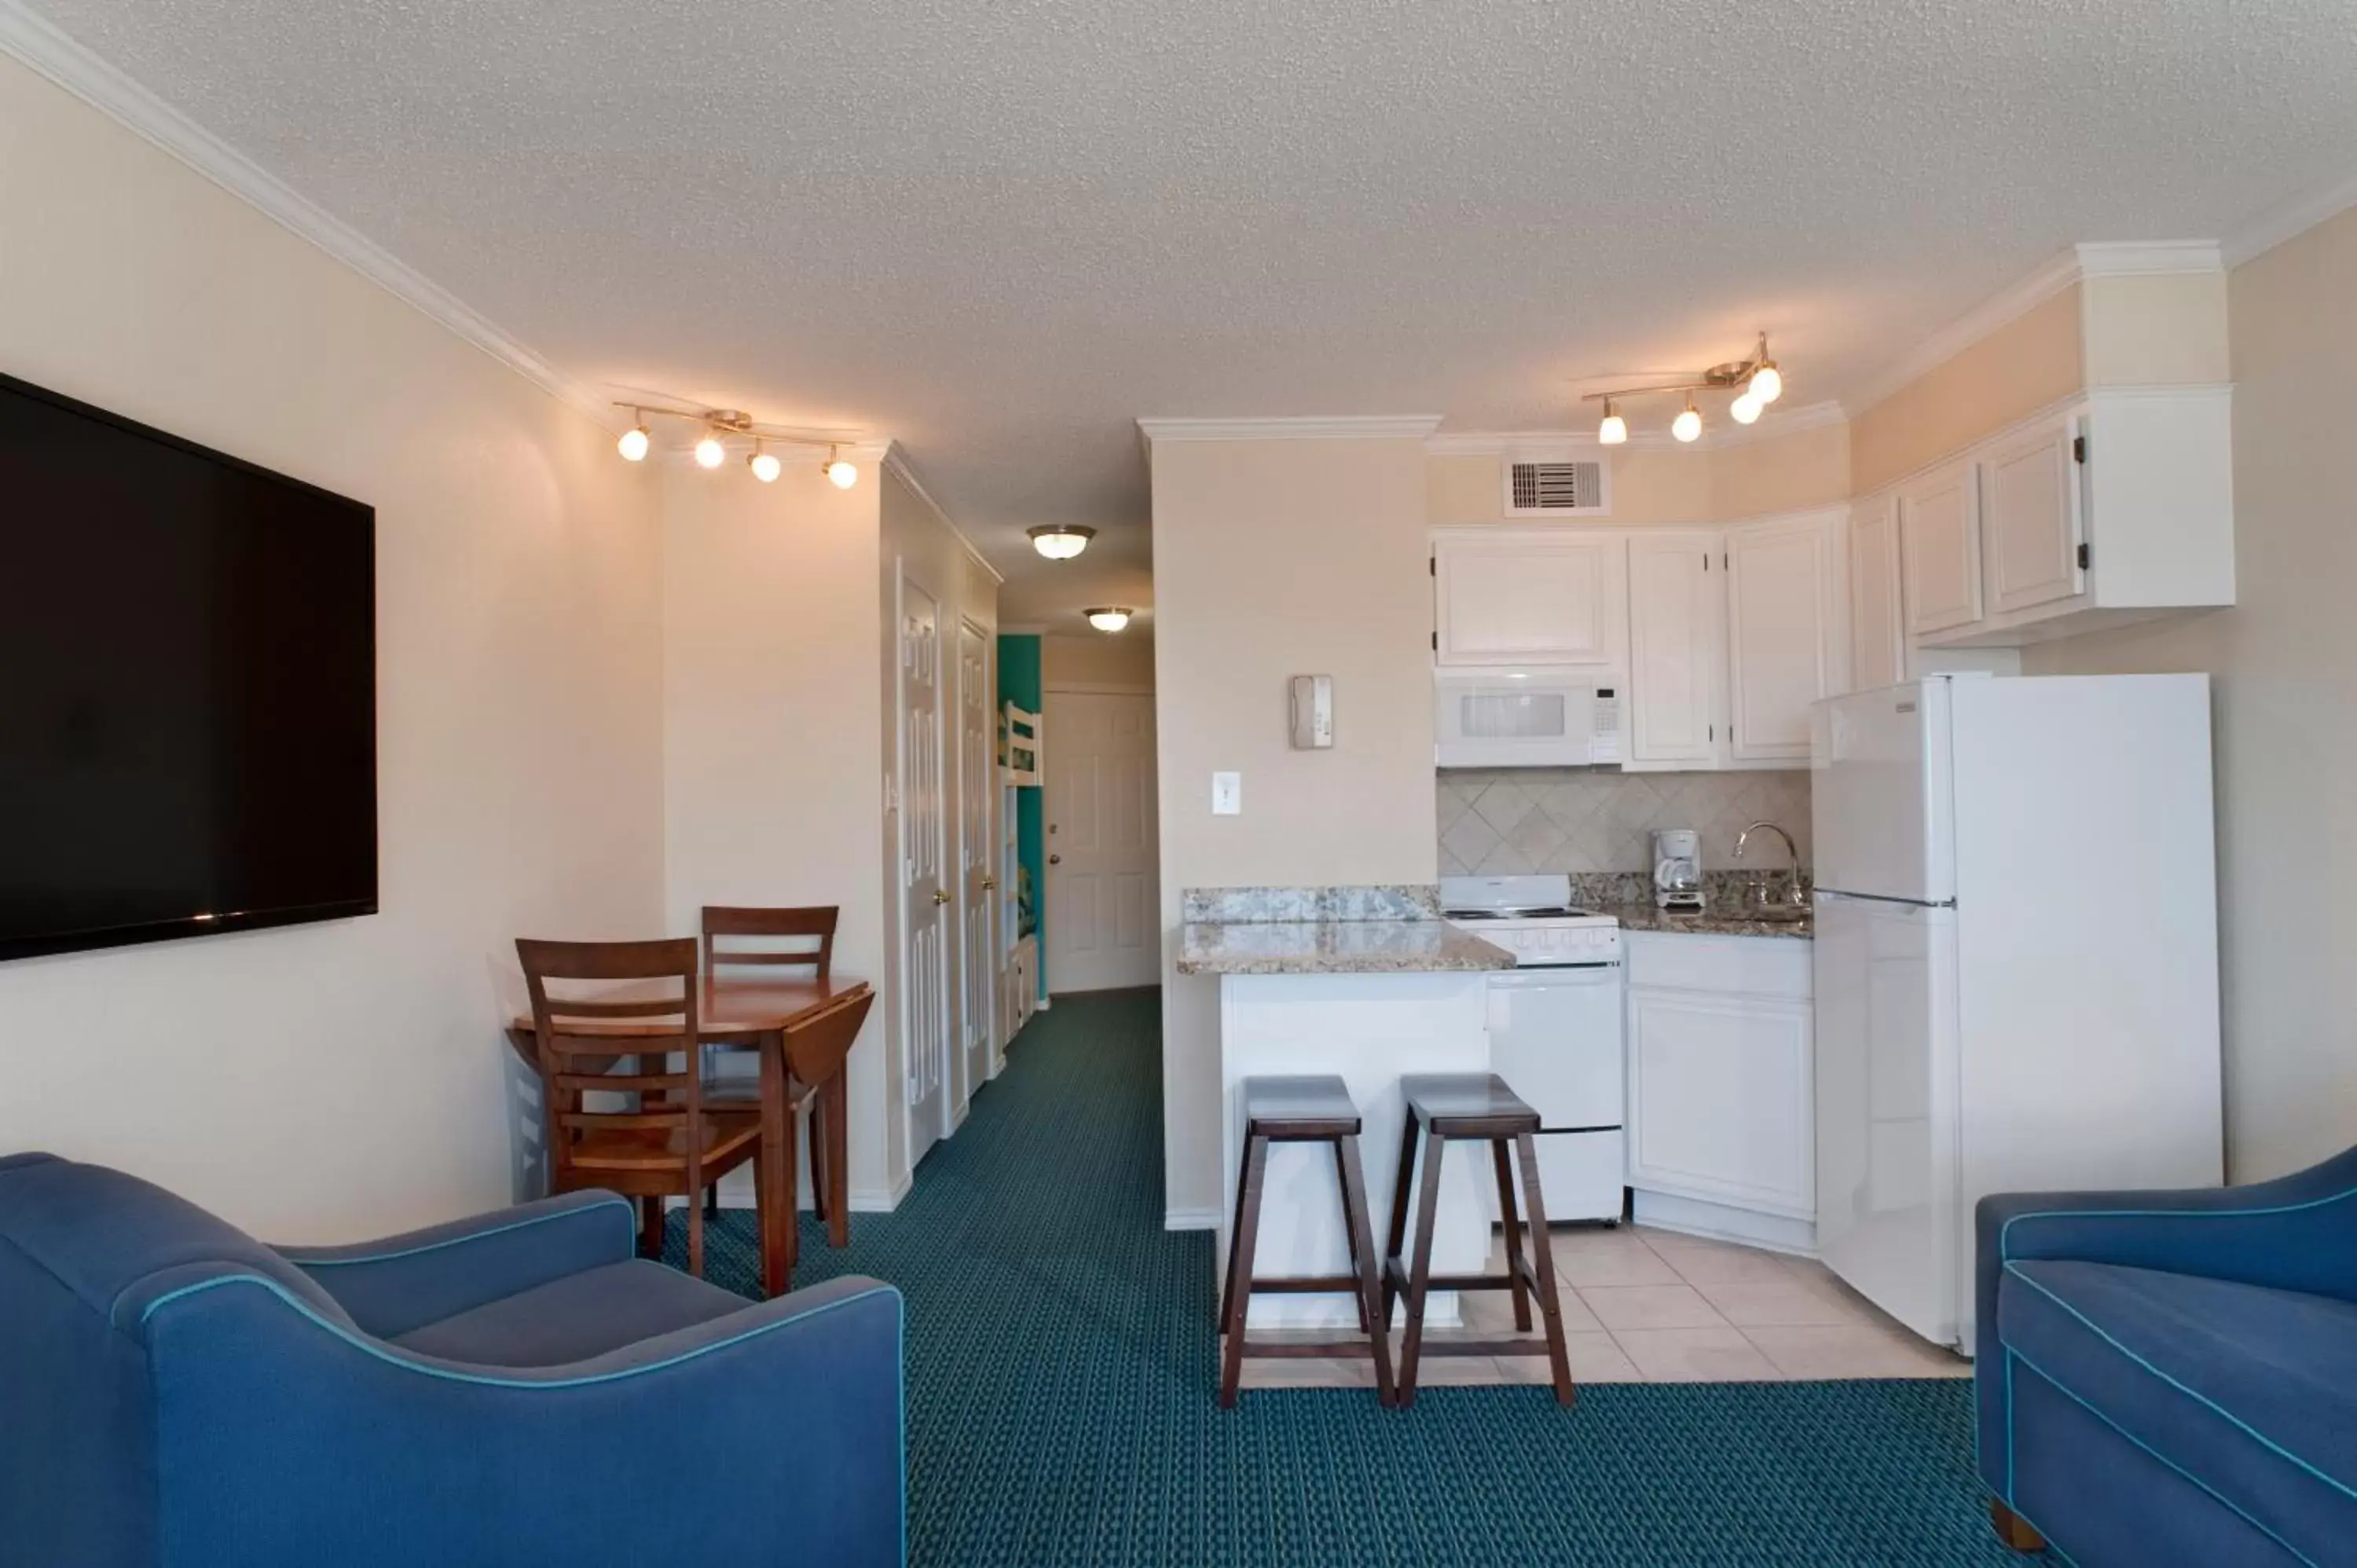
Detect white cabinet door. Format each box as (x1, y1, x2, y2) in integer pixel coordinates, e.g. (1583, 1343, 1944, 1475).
(1727, 513, 1838, 761)
(1435, 532, 1625, 667)
(1626, 532, 1724, 766)
(1849, 495, 1905, 691)
(1899, 461, 1982, 636)
(1979, 414, 2085, 616)
(1626, 987, 1814, 1216)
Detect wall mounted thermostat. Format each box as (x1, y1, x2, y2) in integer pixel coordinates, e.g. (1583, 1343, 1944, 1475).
(1289, 675, 1334, 749)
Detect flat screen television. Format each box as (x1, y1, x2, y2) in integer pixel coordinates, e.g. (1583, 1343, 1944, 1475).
(0, 370, 376, 961)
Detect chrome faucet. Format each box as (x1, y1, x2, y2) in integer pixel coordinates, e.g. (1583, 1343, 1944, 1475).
(1733, 821, 1806, 908)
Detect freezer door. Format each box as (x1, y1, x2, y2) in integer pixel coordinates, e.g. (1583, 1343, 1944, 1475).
(1810, 680, 1956, 904)
(1813, 892, 1963, 1348)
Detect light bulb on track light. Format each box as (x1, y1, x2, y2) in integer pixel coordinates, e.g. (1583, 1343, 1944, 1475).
(1749, 361, 1782, 405)
(694, 430, 727, 469)
(824, 446, 858, 489)
(1597, 398, 1627, 445)
(748, 443, 781, 483)
(617, 419, 651, 462)
(1729, 392, 1762, 425)
(1671, 399, 1703, 443)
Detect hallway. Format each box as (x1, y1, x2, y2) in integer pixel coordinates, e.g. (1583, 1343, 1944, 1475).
(670, 991, 2010, 1566)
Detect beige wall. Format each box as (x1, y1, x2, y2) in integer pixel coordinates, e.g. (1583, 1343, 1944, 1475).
(1150, 435, 1437, 1218)
(1428, 420, 1847, 531)
(1850, 284, 2085, 496)
(2026, 207, 2357, 1181)
(1043, 632, 1155, 690)
(661, 464, 891, 1197)
(0, 57, 666, 1239)
(2082, 273, 2232, 387)
(875, 463, 1000, 1190)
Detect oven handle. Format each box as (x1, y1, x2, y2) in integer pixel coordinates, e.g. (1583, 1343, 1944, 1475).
(1491, 962, 1622, 977)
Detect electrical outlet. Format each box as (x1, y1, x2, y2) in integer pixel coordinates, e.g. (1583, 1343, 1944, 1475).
(1211, 771, 1241, 815)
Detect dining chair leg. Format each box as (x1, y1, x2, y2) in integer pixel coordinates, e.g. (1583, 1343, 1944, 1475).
(687, 1191, 706, 1280)
(807, 1095, 830, 1225)
(758, 1042, 793, 1299)
(638, 1196, 665, 1259)
(705, 1184, 721, 1218)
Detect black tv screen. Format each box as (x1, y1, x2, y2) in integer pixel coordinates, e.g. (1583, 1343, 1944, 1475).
(0, 370, 376, 961)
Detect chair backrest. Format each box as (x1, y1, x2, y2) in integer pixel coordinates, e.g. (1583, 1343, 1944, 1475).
(515, 937, 706, 1188)
(702, 904, 838, 980)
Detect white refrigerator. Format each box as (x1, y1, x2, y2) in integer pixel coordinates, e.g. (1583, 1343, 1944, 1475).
(1811, 674, 2224, 1351)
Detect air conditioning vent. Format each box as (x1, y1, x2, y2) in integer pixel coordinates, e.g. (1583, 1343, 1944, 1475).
(1505, 460, 1610, 517)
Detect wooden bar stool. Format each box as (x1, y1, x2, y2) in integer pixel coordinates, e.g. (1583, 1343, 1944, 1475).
(1218, 1075, 1395, 1409)
(1382, 1072, 1576, 1408)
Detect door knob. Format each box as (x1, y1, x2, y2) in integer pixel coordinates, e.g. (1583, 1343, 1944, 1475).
(1049, 854, 1061, 865)
(982, 877, 998, 890)
(933, 888, 951, 905)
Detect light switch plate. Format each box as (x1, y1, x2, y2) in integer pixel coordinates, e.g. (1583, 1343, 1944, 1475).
(1211, 771, 1241, 815)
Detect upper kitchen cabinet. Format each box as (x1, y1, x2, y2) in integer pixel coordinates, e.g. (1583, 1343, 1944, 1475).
(1433, 529, 1627, 667)
(1848, 494, 1905, 692)
(1898, 460, 1983, 639)
(1726, 510, 1846, 761)
(1625, 531, 1724, 767)
(1901, 387, 2236, 648)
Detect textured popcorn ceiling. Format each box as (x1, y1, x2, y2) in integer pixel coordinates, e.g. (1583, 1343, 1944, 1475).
(26, 1, 2357, 621)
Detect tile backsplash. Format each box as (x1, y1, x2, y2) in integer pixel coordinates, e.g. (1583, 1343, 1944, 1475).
(1438, 768, 1813, 877)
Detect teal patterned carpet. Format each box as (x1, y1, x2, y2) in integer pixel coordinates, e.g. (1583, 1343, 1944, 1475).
(667, 989, 2018, 1566)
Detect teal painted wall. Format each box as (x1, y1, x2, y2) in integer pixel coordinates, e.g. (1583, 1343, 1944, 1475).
(997, 635, 1047, 1000)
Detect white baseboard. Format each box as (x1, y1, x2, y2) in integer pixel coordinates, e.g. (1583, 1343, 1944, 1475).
(1631, 1189, 1816, 1256)
(1164, 1206, 1222, 1232)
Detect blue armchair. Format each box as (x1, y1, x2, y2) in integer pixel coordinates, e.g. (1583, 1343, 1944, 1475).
(1977, 1146, 2357, 1565)
(0, 1152, 904, 1568)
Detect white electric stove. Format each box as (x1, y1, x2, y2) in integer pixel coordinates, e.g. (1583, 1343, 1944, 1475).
(1439, 874, 1627, 1223)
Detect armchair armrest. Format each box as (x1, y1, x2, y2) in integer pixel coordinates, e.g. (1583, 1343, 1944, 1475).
(274, 1189, 636, 1338)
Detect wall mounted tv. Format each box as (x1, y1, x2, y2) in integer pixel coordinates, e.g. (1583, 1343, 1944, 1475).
(1, 370, 376, 962)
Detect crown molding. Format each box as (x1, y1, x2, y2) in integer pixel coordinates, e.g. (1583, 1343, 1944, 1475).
(882, 442, 1003, 585)
(0, 0, 610, 426)
(1846, 240, 2223, 418)
(1136, 415, 1443, 442)
(1428, 399, 1847, 457)
(2223, 166, 2357, 268)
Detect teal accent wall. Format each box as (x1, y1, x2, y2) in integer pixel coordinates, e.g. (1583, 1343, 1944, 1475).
(997, 635, 1048, 1000)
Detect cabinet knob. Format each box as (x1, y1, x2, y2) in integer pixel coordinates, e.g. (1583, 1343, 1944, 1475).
(1049, 854, 1062, 865)
(933, 888, 952, 906)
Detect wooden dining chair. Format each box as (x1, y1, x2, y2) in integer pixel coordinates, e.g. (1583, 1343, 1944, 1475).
(699, 905, 841, 1222)
(702, 904, 838, 980)
(515, 936, 761, 1280)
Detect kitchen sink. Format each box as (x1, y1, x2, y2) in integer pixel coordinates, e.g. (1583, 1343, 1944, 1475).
(1739, 904, 1814, 923)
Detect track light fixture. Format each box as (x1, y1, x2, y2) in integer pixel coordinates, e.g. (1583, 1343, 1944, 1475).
(617, 410, 652, 462)
(1028, 525, 1096, 561)
(1582, 334, 1787, 444)
(1084, 606, 1132, 633)
(610, 401, 866, 486)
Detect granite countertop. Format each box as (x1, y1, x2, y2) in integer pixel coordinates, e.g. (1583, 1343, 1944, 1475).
(1593, 901, 1814, 940)
(1176, 918, 1516, 976)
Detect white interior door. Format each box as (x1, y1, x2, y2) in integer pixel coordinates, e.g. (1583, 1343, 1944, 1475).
(897, 570, 950, 1164)
(955, 621, 995, 1111)
(1044, 690, 1159, 992)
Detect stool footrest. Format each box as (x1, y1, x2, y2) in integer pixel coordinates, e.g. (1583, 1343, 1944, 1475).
(1382, 1261, 1548, 1294)
(1240, 1340, 1387, 1361)
(1244, 1274, 1365, 1295)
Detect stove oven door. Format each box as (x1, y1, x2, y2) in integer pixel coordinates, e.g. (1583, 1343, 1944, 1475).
(1486, 965, 1627, 1223)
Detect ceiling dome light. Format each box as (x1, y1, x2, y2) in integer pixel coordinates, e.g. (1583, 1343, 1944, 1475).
(617, 416, 651, 463)
(1671, 399, 1703, 443)
(1749, 361, 1783, 405)
(1729, 392, 1762, 425)
(824, 445, 859, 489)
(694, 430, 727, 469)
(748, 442, 782, 483)
(1597, 397, 1627, 445)
(1028, 524, 1096, 561)
(1085, 607, 1132, 634)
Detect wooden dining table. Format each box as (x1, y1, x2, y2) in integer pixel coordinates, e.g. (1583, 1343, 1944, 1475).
(507, 972, 871, 1298)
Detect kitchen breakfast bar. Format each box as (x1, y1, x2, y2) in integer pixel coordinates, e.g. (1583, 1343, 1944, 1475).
(1178, 886, 1516, 1331)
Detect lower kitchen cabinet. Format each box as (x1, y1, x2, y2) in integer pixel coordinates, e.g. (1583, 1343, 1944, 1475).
(1624, 932, 1815, 1251)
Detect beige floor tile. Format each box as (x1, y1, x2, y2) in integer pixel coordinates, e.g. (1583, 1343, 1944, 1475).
(1611, 1326, 1785, 1382)
(1643, 1233, 1804, 1286)
(1461, 1280, 1603, 1334)
(1396, 1349, 1508, 1386)
(1578, 1283, 1728, 1332)
(1743, 1324, 1973, 1380)
(1548, 1229, 1682, 1288)
(1692, 1278, 1870, 1328)
(1496, 1331, 1642, 1384)
(1237, 1356, 1381, 1390)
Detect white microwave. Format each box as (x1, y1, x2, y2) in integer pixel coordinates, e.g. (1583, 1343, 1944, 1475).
(1435, 671, 1623, 768)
